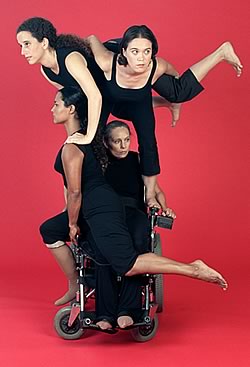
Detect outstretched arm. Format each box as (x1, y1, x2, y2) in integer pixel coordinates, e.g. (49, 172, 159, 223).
(65, 51, 102, 145)
(62, 144, 84, 243)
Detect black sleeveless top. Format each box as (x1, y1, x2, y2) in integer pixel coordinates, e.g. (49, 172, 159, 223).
(105, 54, 157, 103)
(54, 143, 106, 196)
(42, 48, 110, 128)
(104, 151, 145, 210)
(42, 48, 106, 91)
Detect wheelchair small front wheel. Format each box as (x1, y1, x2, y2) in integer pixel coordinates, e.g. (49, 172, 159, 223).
(54, 306, 85, 340)
(130, 315, 158, 342)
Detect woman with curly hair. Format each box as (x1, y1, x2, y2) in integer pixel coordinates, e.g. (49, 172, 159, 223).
(16, 17, 107, 145)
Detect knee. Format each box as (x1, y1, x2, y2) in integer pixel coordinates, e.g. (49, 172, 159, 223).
(39, 220, 49, 243)
(39, 221, 65, 249)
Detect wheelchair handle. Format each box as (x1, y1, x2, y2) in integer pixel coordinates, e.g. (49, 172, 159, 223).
(149, 207, 160, 215)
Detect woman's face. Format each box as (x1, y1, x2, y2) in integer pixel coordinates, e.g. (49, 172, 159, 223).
(107, 127, 131, 159)
(123, 37, 152, 73)
(16, 31, 46, 65)
(51, 92, 71, 124)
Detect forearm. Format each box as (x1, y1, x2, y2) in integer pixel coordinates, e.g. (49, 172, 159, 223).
(67, 191, 82, 227)
(155, 191, 168, 211)
(85, 92, 102, 143)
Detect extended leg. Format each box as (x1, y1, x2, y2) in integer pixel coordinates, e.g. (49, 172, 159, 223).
(125, 253, 228, 289)
(190, 42, 243, 81)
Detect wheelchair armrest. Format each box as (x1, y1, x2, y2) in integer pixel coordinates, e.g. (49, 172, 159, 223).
(156, 215, 174, 230)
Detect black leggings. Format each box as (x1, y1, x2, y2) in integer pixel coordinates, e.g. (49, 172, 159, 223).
(111, 97, 160, 176)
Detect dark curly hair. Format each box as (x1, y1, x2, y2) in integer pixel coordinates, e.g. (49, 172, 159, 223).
(103, 120, 131, 146)
(59, 86, 108, 171)
(16, 17, 90, 55)
(118, 25, 158, 66)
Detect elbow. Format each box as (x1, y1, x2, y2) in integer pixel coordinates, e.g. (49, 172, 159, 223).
(87, 34, 95, 43)
(93, 90, 102, 106)
(67, 189, 81, 200)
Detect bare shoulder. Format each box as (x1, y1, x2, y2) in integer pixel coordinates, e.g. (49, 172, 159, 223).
(62, 144, 84, 162)
(65, 51, 87, 67)
(155, 57, 168, 72)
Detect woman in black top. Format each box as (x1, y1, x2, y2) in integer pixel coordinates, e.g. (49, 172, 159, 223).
(100, 120, 177, 329)
(104, 120, 176, 254)
(86, 25, 242, 207)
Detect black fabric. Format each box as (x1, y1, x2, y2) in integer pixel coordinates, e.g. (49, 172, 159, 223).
(54, 143, 105, 194)
(104, 38, 204, 102)
(41, 143, 137, 276)
(104, 54, 160, 176)
(42, 47, 111, 129)
(152, 69, 204, 102)
(42, 48, 106, 91)
(94, 151, 150, 321)
(105, 151, 144, 210)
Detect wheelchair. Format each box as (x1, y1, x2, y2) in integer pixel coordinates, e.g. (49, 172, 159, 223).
(54, 207, 174, 342)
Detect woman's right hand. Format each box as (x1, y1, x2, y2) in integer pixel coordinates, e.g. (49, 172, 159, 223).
(69, 224, 80, 244)
(162, 207, 176, 219)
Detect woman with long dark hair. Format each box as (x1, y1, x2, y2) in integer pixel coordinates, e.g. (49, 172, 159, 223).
(84, 25, 242, 207)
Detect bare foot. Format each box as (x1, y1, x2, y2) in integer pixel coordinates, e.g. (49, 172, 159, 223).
(117, 315, 134, 329)
(54, 281, 79, 306)
(168, 103, 182, 127)
(191, 260, 228, 289)
(96, 320, 113, 330)
(221, 42, 243, 77)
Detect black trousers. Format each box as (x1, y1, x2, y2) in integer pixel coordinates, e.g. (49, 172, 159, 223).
(95, 206, 150, 323)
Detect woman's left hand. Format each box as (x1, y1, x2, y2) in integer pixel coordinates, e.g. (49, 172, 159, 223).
(65, 133, 91, 145)
(162, 207, 176, 219)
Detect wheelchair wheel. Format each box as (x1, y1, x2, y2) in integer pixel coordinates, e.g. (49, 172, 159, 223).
(54, 306, 84, 340)
(130, 315, 158, 342)
(154, 234, 164, 313)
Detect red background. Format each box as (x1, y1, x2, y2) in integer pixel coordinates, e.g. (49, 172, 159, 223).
(0, 1, 249, 366)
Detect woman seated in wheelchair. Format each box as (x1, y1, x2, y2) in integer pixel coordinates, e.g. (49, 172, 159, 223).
(40, 86, 227, 331)
(97, 119, 176, 329)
